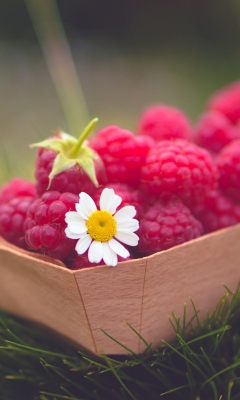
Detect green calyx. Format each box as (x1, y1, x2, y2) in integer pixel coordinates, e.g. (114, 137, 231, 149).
(30, 118, 100, 186)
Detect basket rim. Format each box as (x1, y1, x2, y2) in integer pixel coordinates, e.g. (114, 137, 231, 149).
(1, 223, 240, 275)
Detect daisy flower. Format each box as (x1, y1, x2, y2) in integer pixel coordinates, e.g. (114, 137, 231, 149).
(65, 188, 139, 267)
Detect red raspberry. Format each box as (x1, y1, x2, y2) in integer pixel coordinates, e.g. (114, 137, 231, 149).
(0, 195, 36, 249)
(138, 197, 203, 255)
(216, 139, 240, 203)
(90, 125, 154, 187)
(24, 191, 79, 260)
(35, 148, 104, 196)
(207, 81, 240, 124)
(0, 178, 36, 204)
(192, 190, 240, 233)
(92, 183, 146, 220)
(70, 253, 100, 269)
(136, 104, 192, 142)
(70, 251, 133, 270)
(194, 111, 239, 154)
(140, 139, 218, 207)
(32, 119, 105, 196)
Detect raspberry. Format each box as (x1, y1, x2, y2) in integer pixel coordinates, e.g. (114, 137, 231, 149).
(136, 104, 192, 142)
(138, 197, 203, 255)
(194, 111, 239, 154)
(216, 139, 240, 203)
(140, 139, 218, 207)
(0, 195, 36, 249)
(32, 119, 105, 196)
(24, 191, 79, 260)
(70, 250, 134, 270)
(70, 253, 100, 269)
(207, 81, 240, 124)
(90, 125, 154, 187)
(35, 148, 104, 196)
(0, 178, 36, 204)
(192, 190, 240, 233)
(92, 183, 146, 220)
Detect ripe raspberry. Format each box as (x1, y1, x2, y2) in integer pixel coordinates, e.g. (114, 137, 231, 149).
(216, 139, 240, 203)
(32, 119, 105, 196)
(207, 81, 240, 124)
(70, 251, 133, 270)
(0, 195, 36, 249)
(192, 190, 240, 233)
(92, 183, 146, 220)
(24, 191, 79, 260)
(70, 253, 100, 269)
(136, 104, 192, 142)
(194, 111, 239, 154)
(90, 125, 154, 187)
(0, 178, 36, 204)
(140, 139, 218, 207)
(138, 197, 203, 255)
(35, 148, 104, 196)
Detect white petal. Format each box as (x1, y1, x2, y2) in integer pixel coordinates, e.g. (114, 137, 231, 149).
(116, 218, 139, 232)
(100, 188, 122, 214)
(65, 227, 82, 239)
(67, 221, 87, 234)
(75, 234, 92, 254)
(66, 212, 87, 234)
(75, 203, 88, 219)
(88, 241, 103, 263)
(109, 238, 130, 259)
(65, 211, 82, 224)
(76, 192, 97, 219)
(114, 206, 136, 221)
(115, 230, 139, 246)
(102, 242, 118, 267)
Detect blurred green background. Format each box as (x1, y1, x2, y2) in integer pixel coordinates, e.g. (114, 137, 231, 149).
(1, 0, 240, 182)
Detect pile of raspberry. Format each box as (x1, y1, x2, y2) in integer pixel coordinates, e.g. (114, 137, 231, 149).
(1, 80, 240, 269)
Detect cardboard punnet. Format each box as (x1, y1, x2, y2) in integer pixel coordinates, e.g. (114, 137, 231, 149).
(0, 224, 240, 355)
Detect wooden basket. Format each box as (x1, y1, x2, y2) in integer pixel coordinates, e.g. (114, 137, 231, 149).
(0, 224, 240, 355)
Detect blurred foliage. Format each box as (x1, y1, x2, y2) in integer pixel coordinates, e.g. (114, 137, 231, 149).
(0, 1, 240, 183)
(1, 0, 240, 51)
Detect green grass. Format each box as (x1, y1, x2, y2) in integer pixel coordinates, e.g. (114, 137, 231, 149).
(0, 284, 240, 400)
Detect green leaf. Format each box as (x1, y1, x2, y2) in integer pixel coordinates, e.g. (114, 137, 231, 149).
(30, 119, 101, 187)
(30, 132, 77, 154)
(49, 153, 76, 183)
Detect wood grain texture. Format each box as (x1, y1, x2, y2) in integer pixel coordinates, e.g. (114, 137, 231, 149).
(0, 238, 96, 353)
(75, 258, 146, 355)
(0, 224, 240, 355)
(140, 224, 240, 352)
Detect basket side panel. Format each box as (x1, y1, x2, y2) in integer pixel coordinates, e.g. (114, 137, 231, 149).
(0, 247, 96, 353)
(75, 258, 146, 355)
(140, 225, 240, 352)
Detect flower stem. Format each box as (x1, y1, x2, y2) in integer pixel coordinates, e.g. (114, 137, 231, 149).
(69, 118, 99, 158)
(24, 0, 90, 136)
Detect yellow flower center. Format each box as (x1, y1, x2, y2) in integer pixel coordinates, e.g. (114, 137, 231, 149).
(86, 210, 117, 242)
